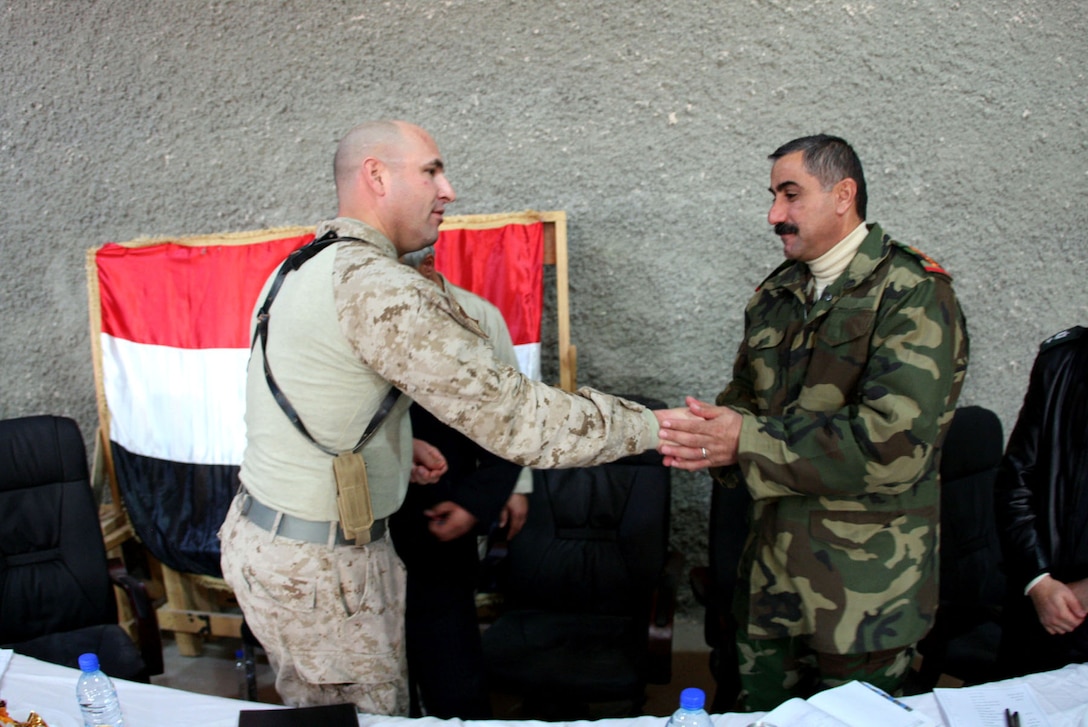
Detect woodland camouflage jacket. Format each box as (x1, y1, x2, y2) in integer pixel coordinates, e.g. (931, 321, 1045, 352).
(716, 222, 969, 654)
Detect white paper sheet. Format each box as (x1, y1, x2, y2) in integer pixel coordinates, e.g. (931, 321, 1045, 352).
(755, 681, 939, 727)
(934, 683, 1051, 727)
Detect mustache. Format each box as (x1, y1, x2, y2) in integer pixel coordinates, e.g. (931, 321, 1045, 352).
(775, 223, 799, 236)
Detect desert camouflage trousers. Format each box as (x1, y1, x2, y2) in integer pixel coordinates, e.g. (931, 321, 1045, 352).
(219, 494, 409, 715)
(735, 628, 915, 712)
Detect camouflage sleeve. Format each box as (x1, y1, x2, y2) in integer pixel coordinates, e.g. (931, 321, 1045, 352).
(711, 326, 758, 487)
(334, 252, 658, 468)
(736, 275, 968, 499)
(449, 283, 534, 494)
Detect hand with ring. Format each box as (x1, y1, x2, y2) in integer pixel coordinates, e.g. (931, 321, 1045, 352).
(655, 397, 743, 471)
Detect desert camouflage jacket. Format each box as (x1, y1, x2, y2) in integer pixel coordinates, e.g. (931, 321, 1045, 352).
(242, 218, 657, 522)
(716, 222, 969, 654)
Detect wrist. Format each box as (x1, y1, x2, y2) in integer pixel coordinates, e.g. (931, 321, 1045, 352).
(1025, 572, 1051, 597)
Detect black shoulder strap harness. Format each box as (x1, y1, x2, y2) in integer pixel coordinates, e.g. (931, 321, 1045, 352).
(253, 230, 402, 457)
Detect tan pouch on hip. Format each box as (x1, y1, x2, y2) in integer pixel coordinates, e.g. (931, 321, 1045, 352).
(333, 451, 375, 544)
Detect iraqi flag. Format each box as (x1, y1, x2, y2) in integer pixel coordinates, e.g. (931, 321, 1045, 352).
(89, 219, 546, 576)
(90, 228, 313, 576)
(435, 217, 545, 380)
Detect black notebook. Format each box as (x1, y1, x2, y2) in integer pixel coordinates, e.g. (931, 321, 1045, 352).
(238, 703, 358, 726)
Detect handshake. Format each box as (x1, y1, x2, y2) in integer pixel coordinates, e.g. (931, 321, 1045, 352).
(654, 396, 743, 471)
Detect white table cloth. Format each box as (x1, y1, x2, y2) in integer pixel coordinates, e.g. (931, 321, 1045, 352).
(2, 649, 1086, 727)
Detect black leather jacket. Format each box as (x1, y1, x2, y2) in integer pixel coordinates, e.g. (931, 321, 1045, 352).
(995, 326, 1088, 592)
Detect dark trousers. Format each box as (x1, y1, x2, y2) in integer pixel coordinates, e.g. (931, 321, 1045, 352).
(391, 495, 492, 719)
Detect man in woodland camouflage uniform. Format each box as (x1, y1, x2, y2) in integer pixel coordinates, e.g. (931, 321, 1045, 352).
(219, 120, 659, 715)
(657, 135, 969, 710)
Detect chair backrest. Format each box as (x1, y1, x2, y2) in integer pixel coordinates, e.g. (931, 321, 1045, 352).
(936, 405, 1005, 604)
(0, 415, 117, 643)
(501, 397, 670, 618)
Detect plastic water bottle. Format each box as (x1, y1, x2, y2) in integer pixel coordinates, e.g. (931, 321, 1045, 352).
(235, 648, 257, 701)
(76, 653, 124, 727)
(666, 687, 713, 727)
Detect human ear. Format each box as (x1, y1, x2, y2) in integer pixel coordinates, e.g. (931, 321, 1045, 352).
(362, 157, 387, 195)
(419, 255, 438, 281)
(834, 178, 857, 215)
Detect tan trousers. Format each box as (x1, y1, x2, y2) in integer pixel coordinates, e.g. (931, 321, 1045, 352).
(219, 495, 409, 715)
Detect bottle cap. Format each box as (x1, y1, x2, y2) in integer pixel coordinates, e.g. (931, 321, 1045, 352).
(78, 653, 100, 672)
(680, 687, 706, 710)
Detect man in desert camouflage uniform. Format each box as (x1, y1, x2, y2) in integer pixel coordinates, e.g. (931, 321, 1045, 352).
(219, 120, 659, 715)
(657, 135, 969, 710)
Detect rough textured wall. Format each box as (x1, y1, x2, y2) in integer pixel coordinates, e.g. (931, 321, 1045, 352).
(2, 0, 1086, 613)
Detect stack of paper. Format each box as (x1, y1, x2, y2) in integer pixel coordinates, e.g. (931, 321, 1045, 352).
(933, 683, 1051, 727)
(755, 681, 939, 727)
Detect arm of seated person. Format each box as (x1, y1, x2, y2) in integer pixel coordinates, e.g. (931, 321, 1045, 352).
(411, 438, 448, 484)
(1028, 574, 1088, 635)
(425, 501, 477, 541)
(500, 492, 529, 539)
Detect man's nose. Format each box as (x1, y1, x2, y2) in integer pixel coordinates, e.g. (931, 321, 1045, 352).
(767, 198, 786, 226)
(439, 175, 456, 203)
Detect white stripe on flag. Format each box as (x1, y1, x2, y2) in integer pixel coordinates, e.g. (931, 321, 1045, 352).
(102, 333, 248, 465)
(514, 342, 541, 382)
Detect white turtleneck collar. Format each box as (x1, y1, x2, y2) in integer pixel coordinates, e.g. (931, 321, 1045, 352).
(808, 222, 868, 299)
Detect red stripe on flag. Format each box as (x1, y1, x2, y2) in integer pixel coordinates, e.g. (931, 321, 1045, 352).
(97, 235, 312, 349)
(434, 222, 543, 347)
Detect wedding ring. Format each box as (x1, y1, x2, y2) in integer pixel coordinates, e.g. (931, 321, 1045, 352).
(701, 447, 708, 459)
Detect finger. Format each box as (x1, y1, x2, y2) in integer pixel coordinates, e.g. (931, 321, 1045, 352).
(685, 396, 717, 414)
(655, 408, 705, 428)
(428, 521, 453, 540)
(660, 443, 711, 462)
(663, 455, 709, 471)
(658, 429, 710, 449)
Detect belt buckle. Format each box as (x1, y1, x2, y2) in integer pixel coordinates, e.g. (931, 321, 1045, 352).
(239, 491, 253, 517)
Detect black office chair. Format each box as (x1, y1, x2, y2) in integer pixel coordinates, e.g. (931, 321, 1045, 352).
(480, 401, 682, 719)
(0, 415, 162, 682)
(913, 405, 1005, 689)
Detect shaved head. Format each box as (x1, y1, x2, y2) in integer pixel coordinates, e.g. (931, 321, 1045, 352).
(333, 120, 408, 191)
(332, 120, 455, 253)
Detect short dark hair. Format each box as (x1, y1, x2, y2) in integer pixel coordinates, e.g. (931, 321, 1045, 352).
(770, 135, 867, 219)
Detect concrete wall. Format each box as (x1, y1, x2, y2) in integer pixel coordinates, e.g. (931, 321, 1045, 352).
(3, 0, 1086, 612)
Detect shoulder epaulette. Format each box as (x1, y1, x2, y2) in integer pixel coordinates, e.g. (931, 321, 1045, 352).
(1039, 325, 1087, 353)
(892, 240, 951, 278)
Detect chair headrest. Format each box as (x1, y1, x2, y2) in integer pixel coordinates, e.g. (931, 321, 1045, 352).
(0, 415, 89, 492)
(939, 406, 1004, 481)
